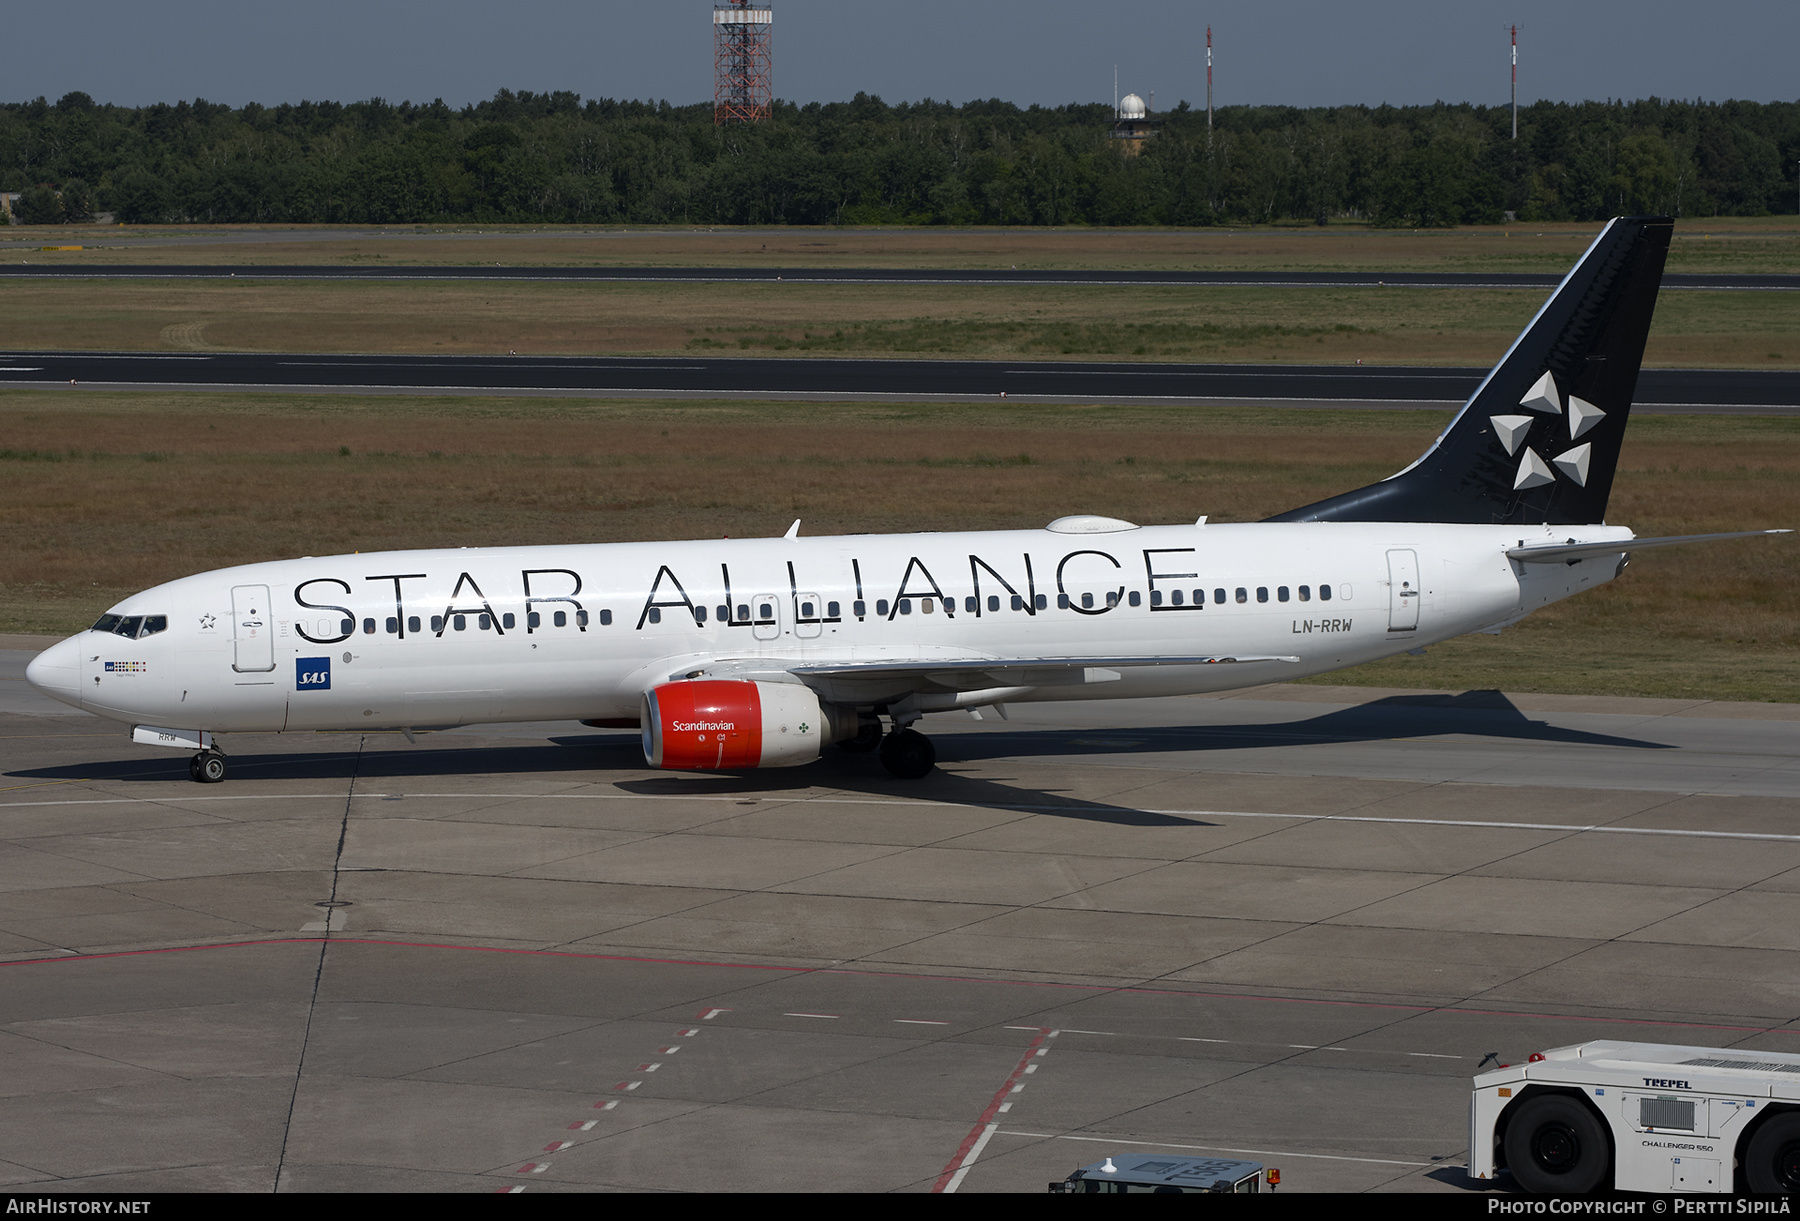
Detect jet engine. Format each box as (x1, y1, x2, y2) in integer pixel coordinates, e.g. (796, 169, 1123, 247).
(642, 679, 854, 770)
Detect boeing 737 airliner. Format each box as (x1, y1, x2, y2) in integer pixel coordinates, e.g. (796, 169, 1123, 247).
(24, 217, 1788, 782)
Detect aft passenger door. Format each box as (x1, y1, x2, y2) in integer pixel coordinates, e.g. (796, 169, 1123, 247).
(1386, 550, 1420, 633)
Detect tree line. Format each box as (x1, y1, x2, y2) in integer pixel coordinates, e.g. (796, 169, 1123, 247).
(3, 88, 1796, 228)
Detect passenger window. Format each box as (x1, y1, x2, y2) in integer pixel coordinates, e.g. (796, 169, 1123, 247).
(1278, 586, 1290, 602)
(1171, 590, 1184, 606)
(756, 602, 772, 621)
(1193, 589, 1205, 607)
(695, 605, 708, 623)
(1081, 593, 1094, 609)
(899, 599, 912, 615)
(1035, 594, 1048, 610)
(737, 604, 750, 621)
(1011, 595, 1024, 611)
(1127, 591, 1141, 607)
(528, 612, 541, 629)
(1057, 593, 1071, 609)
(800, 601, 814, 617)
(828, 601, 840, 617)
(853, 600, 866, 617)
(503, 613, 516, 629)
(1214, 588, 1226, 604)
(876, 599, 889, 616)
(648, 607, 662, 624)
(921, 598, 932, 614)
(431, 615, 444, 632)
(409, 616, 421, 633)
(1320, 584, 1333, 601)
(361, 618, 374, 634)
(1257, 587, 1269, 603)
(478, 614, 491, 630)
(1235, 588, 1247, 604)
(1299, 586, 1311, 602)
(340, 618, 354, 635)
(454, 615, 467, 631)
(553, 610, 567, 627)
(1150, 590, 1163, 607)
(385, 617, 399, 634)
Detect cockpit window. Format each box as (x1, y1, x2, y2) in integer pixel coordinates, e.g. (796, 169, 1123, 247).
(90, 613, 168, 639)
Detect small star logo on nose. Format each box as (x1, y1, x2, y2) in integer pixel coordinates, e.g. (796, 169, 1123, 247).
(199, 614, 216, 630)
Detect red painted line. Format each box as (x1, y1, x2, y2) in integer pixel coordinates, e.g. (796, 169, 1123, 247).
(6, 938, 1795, 1037)
(516, 1163, 538, 1174)
(931, 1027, 1050, 1194)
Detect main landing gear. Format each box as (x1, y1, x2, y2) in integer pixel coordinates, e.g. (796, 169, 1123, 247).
(877, 727, 935, 780)
(188, 750, 227, 784)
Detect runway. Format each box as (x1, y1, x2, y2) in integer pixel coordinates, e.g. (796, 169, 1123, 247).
(4, 351, 1795, 411)
(0, 263, 1795, 291)
(5, 640, 1800, 1193)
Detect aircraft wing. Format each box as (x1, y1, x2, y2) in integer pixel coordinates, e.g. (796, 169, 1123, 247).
(1506, 529, 1790, 564)
(788, 654, 1300, 693)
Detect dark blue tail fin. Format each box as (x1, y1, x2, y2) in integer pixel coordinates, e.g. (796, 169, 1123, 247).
(1269, 216, 1672, 525)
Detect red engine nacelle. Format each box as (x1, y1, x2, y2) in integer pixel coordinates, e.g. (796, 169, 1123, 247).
(642, 679, 850, 770)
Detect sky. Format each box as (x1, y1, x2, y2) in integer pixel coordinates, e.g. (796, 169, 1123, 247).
(8, 1, 1797, 112)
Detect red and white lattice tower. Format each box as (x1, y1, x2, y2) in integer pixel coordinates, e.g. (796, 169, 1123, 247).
(714, 3, 773, 125)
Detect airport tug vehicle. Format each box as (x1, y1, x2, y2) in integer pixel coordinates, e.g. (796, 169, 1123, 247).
(1048, 1154, 1278, 1193)
(1471, 1041, 1800, 1194)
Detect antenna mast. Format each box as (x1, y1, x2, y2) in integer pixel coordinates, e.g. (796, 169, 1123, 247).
(714, 2, 773, 125)
(1510, 24, 1518, 140)
(1206, 26, 1213, 131)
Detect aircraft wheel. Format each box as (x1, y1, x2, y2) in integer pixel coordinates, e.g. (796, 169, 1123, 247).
(1502, 1094, 1609, 1194)
(837, 718, 882, 753)
(193, 752, 227, 784)
(878, 728, 935, 779)
(1745, 1112, 1800, 1193)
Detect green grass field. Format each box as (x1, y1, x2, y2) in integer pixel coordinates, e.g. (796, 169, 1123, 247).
(3, 391, 1795, 701)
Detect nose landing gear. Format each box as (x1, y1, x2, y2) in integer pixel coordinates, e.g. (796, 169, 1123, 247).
(188, 750, 227, 784)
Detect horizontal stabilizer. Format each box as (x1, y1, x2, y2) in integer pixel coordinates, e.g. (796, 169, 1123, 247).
(1507, 529, 1791, 564)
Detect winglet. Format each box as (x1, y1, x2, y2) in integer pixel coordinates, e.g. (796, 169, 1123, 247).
(783, 519, 801, 540)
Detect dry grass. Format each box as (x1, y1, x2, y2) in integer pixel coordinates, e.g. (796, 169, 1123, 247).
(2, 279, 1794, 368)
(3, 390, 1795, 701)
(11, 216, 1799, 273)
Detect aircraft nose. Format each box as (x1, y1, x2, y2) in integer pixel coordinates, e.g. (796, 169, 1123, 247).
(25, 635, 85, 709)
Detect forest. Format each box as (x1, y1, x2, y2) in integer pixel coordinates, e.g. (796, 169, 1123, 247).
(2, 88, 1796, 228)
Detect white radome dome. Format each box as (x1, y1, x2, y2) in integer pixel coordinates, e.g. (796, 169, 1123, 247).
(1119, 93, 1147, 119)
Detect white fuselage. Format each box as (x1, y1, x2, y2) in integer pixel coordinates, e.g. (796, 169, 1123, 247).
(26, 519, 1631, 736)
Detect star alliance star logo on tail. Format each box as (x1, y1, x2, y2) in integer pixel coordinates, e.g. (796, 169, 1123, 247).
(1491, 371, 1605, 490)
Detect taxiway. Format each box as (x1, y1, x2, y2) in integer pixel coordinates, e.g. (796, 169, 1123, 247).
(4, 640, 1799, 1192)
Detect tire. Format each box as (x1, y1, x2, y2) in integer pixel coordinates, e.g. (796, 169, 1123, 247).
(878, 728, 935, 779)
(188, 756, 203, 782)
(1745, 1111, 1800, 1193)
(1502, 1094, 1610, 1194)
(837, 719, 882, 753)
(196, 752, 227, 784)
